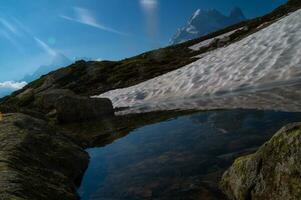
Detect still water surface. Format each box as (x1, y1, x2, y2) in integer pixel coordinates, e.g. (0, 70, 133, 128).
(79, 109, 301, 200)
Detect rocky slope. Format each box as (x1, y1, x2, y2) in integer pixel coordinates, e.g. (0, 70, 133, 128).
(0, 0, 300, 199)
(1, 0, 301, 116)
(220, 123, 301, 200)
(170, 7, 246, 45)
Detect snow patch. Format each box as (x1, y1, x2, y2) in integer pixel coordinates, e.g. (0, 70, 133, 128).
(189, 28, 244, 51)
(95, 10, 301, 111)
(191, 9, 201, 20)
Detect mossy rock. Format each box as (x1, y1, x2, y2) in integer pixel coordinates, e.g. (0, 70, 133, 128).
(220, 123, 301, 200)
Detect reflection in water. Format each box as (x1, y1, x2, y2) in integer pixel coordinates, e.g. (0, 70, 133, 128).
(117, 82, 301, 114)
(79, 109, 301, 200)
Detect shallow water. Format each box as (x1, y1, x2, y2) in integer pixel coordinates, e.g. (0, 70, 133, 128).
(78, 109, 301, 200)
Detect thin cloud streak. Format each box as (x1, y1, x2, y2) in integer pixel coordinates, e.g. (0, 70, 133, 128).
(0, 17, 25, 52)
(33, 37, 57, 56)
(0, 18, 18, 34)
(0, 16, 57, 56)
(60, 7, 128, 36)
(0, 30, 25, 53)
(12, 17, 58, 56)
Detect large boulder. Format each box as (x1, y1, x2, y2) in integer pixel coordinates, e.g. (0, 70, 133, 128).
(220, 123, 301, 200)
(55, 95, 114, 123)
(0, 113, 89, 200)
(34, 89, 75, 110)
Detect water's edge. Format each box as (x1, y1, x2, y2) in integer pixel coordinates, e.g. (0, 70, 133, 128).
(78, 109, 301, 200)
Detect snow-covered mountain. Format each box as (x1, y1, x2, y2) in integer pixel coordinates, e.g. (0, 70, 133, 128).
(96, 9, 301, 112)
(170, 7, 246, 45)
(22, 53, 72, 82)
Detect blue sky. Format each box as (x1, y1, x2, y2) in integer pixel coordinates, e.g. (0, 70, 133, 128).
(0, 0, 287, 83)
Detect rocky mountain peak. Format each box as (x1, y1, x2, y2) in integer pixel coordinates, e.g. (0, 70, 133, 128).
(170, 7, 246, 45)
(230, 7, 246, 20)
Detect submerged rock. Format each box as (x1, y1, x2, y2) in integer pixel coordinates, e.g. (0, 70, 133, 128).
(220, 123, 301, 200)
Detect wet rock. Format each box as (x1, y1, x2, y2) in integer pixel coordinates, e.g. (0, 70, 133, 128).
(220, 123, 301, 200)
(56, 95, 114, 123)
(0, 113, 89, 200)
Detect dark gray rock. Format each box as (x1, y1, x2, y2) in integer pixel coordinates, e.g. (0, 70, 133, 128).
(55, 95, 114, 123)
(0, 113, 89, 200)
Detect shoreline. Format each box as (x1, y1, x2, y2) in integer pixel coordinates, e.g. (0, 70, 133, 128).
(1, 108, 299, 199)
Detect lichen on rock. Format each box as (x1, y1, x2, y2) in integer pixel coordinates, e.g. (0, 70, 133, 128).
(220, 123, 301, 200)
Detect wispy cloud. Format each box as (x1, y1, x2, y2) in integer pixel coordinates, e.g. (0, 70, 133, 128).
(0, 17, 25, 52)
(0, 18, 18, 34)
(60, 7, 127, 36)
(0, 29, 24, 53)
(0, 16, 57, 56)
(0, 81, 27, 90)
(11, 17, 58, 56)
(33, 37, 57, 56)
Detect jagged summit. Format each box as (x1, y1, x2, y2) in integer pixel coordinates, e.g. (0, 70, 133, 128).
(170, 7, 246, 45)
(230, 7, 246, 21)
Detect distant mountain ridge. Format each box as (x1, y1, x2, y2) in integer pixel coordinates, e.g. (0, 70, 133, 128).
(2, 0, 300, 112)
(170, 7, 246, 44)
(22, 53, 72, 82)
(21, 54, 102, 83)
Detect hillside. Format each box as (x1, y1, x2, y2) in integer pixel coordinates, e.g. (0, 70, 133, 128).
(1, 0, 301, 115)
(0, 1, 300, 200)
(97, 7, 301, 111)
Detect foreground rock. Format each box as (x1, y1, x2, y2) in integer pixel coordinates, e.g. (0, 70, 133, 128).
(0, 113, 88, 200)
(220, 123, 301, 200)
